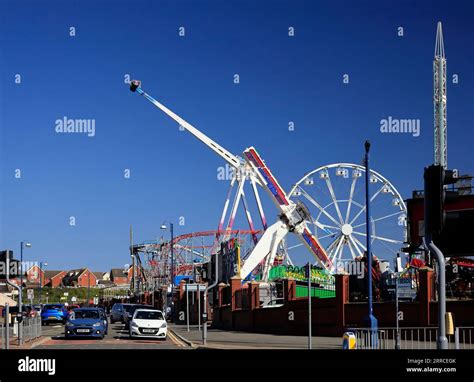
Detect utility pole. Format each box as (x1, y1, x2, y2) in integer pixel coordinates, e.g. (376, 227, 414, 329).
(394, 254, 401, 350)
(364, 141, 378, 348)
(307, 262, 312, 350)
(170, 222, 174, 287)
(130, 225, 135, 295)
(203, 252, 219, 345)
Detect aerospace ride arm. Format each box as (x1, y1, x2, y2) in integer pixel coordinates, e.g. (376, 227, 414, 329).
(130, 80, 245, 174)
(243, 147, 334, 273)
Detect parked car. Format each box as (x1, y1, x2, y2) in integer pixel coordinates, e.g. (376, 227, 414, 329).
(129, 309, 167, 340)
(65, 308, 108, 339)
(2, 305, 38, 321)
(98, 308, 108, 333)
(33, 304, 42, 314)
(110, 303, 132, 324)
(41, 304, 68, 325)
(123, 304, 158, 329)
(23, 305, 40, 317)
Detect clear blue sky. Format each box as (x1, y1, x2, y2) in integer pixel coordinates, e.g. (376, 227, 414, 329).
(0, 0, 473, 271)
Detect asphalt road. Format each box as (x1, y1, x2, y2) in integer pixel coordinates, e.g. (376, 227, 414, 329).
(171, 324, 342, 349)
(35, 321, 186, 349)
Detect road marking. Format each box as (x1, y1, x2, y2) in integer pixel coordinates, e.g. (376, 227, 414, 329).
(168, 331, 186, 348)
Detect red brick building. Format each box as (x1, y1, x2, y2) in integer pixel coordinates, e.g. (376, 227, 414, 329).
(62, 268, 98, 287)
(25, 264, 43, 286)
(110, 268, 128, 285)
(44, 270, 67, 287)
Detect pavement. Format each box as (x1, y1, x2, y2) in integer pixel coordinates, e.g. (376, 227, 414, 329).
(32, 322, 187, 349)
(170, 324, 342, 349)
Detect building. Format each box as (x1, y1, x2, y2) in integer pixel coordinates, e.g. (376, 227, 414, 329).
(62, 268, 98, 287)
(109, 268, 128, 286)
(43, 270, 67, 288)
(25, 264, 43, 287)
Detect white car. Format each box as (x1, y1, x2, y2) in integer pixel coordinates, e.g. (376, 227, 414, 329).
(129, 309, 167, 339)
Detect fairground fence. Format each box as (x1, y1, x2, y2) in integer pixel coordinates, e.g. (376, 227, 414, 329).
(0, 316, 42, 349)
(349, 326, 474, 350)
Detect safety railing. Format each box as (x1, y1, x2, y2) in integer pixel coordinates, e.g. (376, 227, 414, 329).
(0, 316, 42, 348)
(22, 316, 42, 343)
(348, 327, 474, 349)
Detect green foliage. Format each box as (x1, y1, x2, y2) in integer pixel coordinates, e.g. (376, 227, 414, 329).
(23, 287, 102, 304)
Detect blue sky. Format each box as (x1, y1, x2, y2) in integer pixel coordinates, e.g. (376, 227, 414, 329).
(0, 0, 473, 271)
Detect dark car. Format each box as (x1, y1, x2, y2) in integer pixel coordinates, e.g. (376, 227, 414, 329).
(65, 308, 108, 339)
(110, 303, 132, 324)
(41, 304, 68, 325)
(2, 305, 38, 321)
(123, 304, 158, 329)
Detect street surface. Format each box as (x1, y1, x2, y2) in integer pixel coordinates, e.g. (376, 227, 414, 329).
(35, 322, 186, 349)
(171, 324, 342, 349)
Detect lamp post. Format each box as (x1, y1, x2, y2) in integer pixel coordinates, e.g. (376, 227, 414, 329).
(364, 141, 378, 348)
(39, 262, 48, 305)
(160, 222, 174, 287)
(20, 242, 32, 291)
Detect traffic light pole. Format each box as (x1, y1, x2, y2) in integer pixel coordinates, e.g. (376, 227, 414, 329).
(423, 237, 448, 349)
(424, 164, 452, 350)
(5, 252, 23, 345)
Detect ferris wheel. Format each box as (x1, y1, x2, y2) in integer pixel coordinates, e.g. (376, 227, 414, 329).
(288, 163, 407, 265)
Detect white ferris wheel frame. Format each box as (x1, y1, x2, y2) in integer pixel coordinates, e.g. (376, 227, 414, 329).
(288, 163, 408, 264)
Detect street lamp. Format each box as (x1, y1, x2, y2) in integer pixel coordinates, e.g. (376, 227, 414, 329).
(160, 222, 174, 287)
(20, 241, 32, 290)
(39, 262, 48, 305)
(364, 141, 378, 348)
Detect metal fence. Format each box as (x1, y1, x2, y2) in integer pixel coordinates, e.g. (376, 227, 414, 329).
(0, 316, 42, 349)
(22, 317, 42, 343)
(348, 327, 474, 350)
(0, 323, 14, 349)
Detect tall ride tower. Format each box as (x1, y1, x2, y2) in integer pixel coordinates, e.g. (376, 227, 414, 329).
(433, 21, 447, 169)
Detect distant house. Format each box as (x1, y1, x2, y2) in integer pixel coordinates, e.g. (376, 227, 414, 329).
(43, 270, 66, 288)
(62, 268, 98, 287)
(110, 268, 128, 286)
(126, 265, 141, 284)
(93, 272, 103, 283)
(25, 264, 44, 287)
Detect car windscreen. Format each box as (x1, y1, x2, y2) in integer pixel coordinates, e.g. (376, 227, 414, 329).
(72, 310, 100, 319)
(129, 305, 152, 314)
(134, 311, 164, 320)
(122, 305, 133, 312)
(44, 305, 63, 310)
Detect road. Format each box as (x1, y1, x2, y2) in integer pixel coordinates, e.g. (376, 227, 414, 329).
(171, 324, 342, 349)
(35, 321, 186, 349)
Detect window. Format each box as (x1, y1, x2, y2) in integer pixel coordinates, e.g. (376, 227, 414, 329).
(134, 311, 164, 320)
(72, 310, 100, 319)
